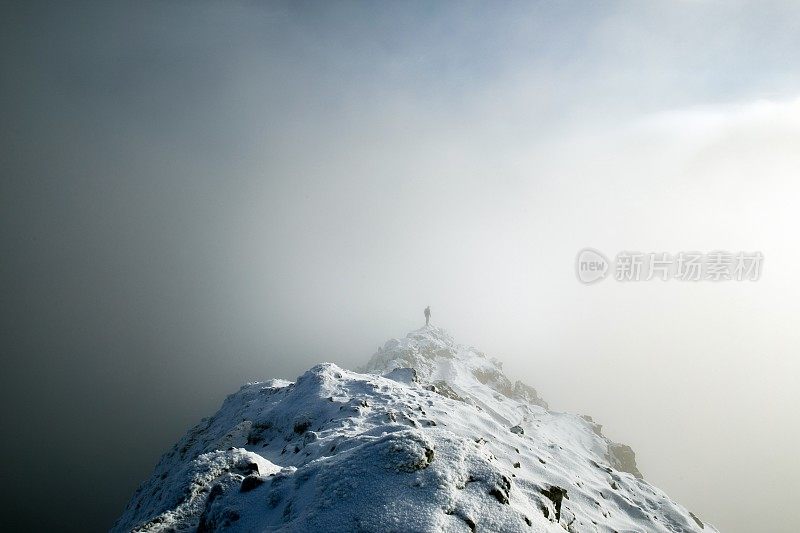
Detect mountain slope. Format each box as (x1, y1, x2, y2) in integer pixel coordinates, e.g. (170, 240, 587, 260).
(113, 327, 714, 532)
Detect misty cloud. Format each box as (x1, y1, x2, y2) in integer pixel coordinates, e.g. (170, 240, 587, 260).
(2, 2, 799, 532)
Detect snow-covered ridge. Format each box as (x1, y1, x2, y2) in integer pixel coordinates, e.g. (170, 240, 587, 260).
(113, 327, 714, 532)
(359, 327, 549, 411)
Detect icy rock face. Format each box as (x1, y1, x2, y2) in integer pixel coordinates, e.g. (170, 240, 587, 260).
(114, 327, 715, 533)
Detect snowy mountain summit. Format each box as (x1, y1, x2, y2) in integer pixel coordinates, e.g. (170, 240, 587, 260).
(114, 327, 714, 532)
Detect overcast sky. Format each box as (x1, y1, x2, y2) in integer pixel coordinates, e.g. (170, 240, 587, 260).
(2, 2, 799, 532)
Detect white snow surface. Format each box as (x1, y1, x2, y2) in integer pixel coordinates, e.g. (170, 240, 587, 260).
(113, 327, 715, 532)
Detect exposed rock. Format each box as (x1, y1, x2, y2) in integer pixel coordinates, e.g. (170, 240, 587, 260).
(690, 511, 705, 529)
(541, 485, 567, 522)
(608, 442, 643, 479)
(489, 475, 512, 504)
(238, 475, 263, 493)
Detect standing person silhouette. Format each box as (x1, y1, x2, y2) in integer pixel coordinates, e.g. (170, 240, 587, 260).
(424, 305, 431, 327)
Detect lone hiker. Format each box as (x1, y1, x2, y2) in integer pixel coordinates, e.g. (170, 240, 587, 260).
(424, 305, 431, 326)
